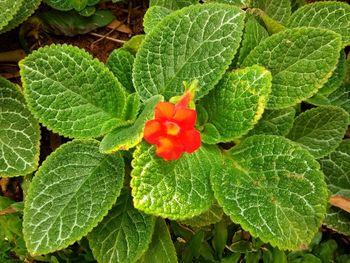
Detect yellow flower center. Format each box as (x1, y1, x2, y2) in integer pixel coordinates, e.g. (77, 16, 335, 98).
(166, 122, 180, 136)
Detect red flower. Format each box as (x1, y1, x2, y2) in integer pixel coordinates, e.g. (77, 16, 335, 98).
(143, 92, 201, 160)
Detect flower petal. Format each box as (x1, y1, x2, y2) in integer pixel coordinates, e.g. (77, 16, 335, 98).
(144, 120, 164, 144)
(156, 137, 184, 160)
(181, 129, 201, 153)
(173, 108, 196, 128)
(175, 91, 192, 109)
(155, 102, 175, 119)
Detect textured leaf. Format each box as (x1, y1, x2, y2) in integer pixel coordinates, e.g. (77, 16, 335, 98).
(139, 218, 177, 263)
(204, 0, 250, 7)
(0, 0, 41, 33)
(0, 77, 40, 177)
(88, 188, 155, 263)
(107, 48, 135, 93)
(287, 106, 349, 159)
(133, 4, 245, 101)
(180, 203, 223, 227)
(121, 35, 145, 55)
(131, 142, 221, 219)
(211, 135, 328, 250)
(143, 6, 172, 34)
(250, 0, 291, 25)
(45, 0, 99, 11)
(100, 95, 163, 154)
(243, 27, 342, 109)
(247, 108, 295, 137)
(0, 0, 23, 31)
(323, 206, 350, 236)
(252, 8, 286, 35)
(200, 65, 272, 144)
(288, 1, 350, 46)
(23, 140, 125, 255)
(237, 16, 269, 66)
(122, 92, 141, 122)
(149, 0, 197, 10)
(20, 44, 127, 138)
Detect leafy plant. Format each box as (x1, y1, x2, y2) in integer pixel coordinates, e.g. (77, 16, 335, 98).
(1, 1, 350, 262)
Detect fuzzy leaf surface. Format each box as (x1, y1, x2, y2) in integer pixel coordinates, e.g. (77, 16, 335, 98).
(288, 1, 350, 46)
(243, 27, 342, 109)
(180, 203, 223, 227)
(250, 0, 291, 24)
(23, 140, 125, 254)
(200, 65, 272, 144)
(323, 207, 350, 236)
(0, 0, 23, 31)
(211, 135, 328, 250)
(0, 77, 40, 177)
(139, 218, 177, 263)
(247, 108, 295, 137)
(131, 142, 221, 219)
(143, 6, 172, 34)
(133, 4, 245, 101)
(149, 0, 197, 10)
(287, 106, 349, 158)
(107, 48, 135, 93)
(20, 44, 126, 138)
(88, 188, 155, 263)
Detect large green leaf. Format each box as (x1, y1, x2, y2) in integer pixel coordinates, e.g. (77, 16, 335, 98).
(23, 140, 125, 255)
(107, 48, 135, 94)
(0, 0, 23, 31)
(0, 0, 41, 33)
(287, 106, 349, 159)
(143, 6, 172, 34)
(100, 95, 163, 154)
(44, 0, 99, 11)
(139, 218, 177, 263)
(204, 0, 250, 7)
(133, 4, 245, 101)
(211, 135, 328, 250)
(88, 188, 155, 263)
(180, 203, 223, 227)
(323, 207, 350, 236)
(247, 107, 295, 137)
(20, 44, 127, 139)
(131, 142, 221, 219)
(149, 0, 197, 10)
(243, 27, 342, 109)
(0, 77, 40, 177)
(200, 65, 272, 144)
(288, 1, 350, 46)
(250, 0, 291, 25)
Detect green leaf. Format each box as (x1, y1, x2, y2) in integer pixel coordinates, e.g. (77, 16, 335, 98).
(0, 0, 41, 33)
(243, 27, 342, 109)
(23, 140, 125, 255)
(237, 16, 269, 66)
(107, 48, 135, 93)
(149, 0, 198, 10)
(211, 135, 328, 250)
(143, 6, 172, 34)
(0, 77, 40, 177)
(200, 65, 272, 144)
(131, 142, 221, 219)
(204, 0, 250, 7)
(139, 218, 177, 263)
(122, 92, 141, 122)
(247, 107, 296, 137)
(287, 106, 349, 159)
(288, 1, 350, 46)
(121, 35, 145, 55)
(250, 0, 291, 25)
(180, 203, 223, 227)
(88, 188, 155, 263)
(44, 0, 99, 11)
(100, 95, 163, 154)
(20, 44, 127, 139)
(323, 206, 350, 236)
(0, 0, 23, 31)
(133, 3, 245, 101)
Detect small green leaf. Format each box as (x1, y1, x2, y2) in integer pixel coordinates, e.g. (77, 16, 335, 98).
(288, 1, 350, 46)
(0, 0, 23, 31)
(250, 0, 291, 25)
(200, 65, 272, 144)
(133, 4, 245, 101)
(107, 48, 135, 93)
(237, 16, 269, 66)
(122, 92, 141, 122)
(243, 27, 342, 109)
(287, 106, 349, 158)
(149, 0, 198, 10)
(180, 203, 223, 227)
(143, 6, 172, 34)
(45, 0, 99, 11)
(131, 142, 222, 219)
(204, 0, 250, 7)
(247, 107, 296, 137)
(88, 188, 155, 263)
(139, 218, 177, 263)
(323, 206, 350, 236)
(100, 95, 163, 154)
(211, 135, 328, 250)
(23, 140, 125, 255)
(121, 35, 145, 55)
(0, 77, 40, 177)
(20, 44, 127, 139)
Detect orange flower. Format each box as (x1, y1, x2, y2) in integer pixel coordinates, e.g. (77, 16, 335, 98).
(143, 91, 201, 160)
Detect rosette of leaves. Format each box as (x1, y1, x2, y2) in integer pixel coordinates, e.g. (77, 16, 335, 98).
(1, 1, 348, 262)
